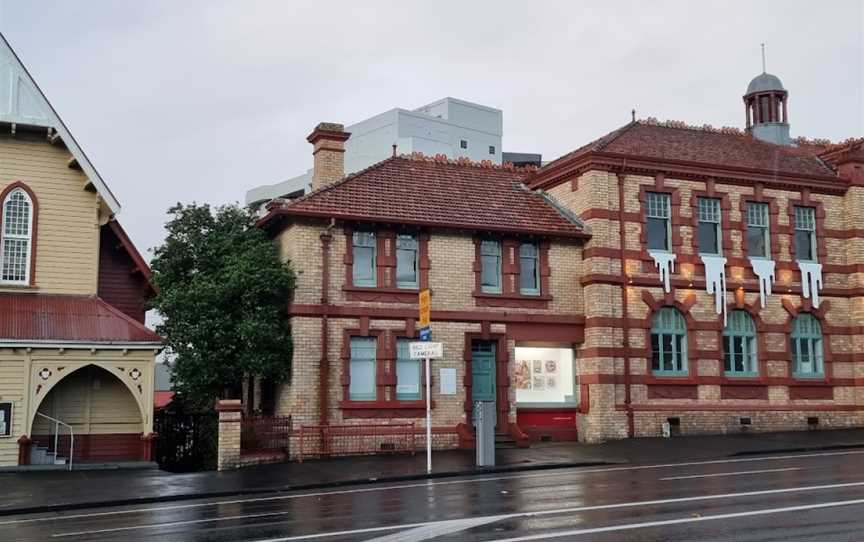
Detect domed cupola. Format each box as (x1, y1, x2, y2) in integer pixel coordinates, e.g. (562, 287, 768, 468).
(744, 66, 791, 145)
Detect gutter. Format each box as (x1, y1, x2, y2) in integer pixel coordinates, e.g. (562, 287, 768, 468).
(0, 340, 162, 349)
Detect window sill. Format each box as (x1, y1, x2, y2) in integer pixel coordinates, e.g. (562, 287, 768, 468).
(0, 283, 34, 290)
(650, 371, 690, 378)
(343, 285, 420, 303)
(722, 372, 760, 379)
(473, 291, 551, 309)
(339, 400, 432, 419)
(793, 373, 826, 380)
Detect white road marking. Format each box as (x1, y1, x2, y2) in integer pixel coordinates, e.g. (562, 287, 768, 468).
(660, 467, 802, 481)
(51, 479, 864, 539)
(492, 497, 864, 541)
(4, 449, 859, 526)
(364, 515, 507, 542)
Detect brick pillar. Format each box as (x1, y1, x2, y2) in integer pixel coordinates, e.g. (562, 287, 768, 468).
(216, 399, 243, 471)
(17, 435, 32, 466)
(566, 170, 629, 442)
(140, 432, 157, 462)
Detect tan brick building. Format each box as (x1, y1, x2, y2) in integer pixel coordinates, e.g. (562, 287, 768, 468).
(260, 70, 864, 450)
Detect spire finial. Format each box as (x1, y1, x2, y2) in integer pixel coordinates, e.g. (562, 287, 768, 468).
(631, 108, 636, 122)
(761, 42, 766, 73)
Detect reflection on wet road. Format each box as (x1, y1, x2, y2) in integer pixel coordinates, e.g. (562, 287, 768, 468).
(3, 449, 864, 541)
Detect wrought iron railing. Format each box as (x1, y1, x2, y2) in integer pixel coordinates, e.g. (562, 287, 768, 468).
(241, 415, 292, 455)
(298, 423, 416, 462)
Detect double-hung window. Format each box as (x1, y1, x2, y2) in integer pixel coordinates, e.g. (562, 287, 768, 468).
(646, 192, 671, 251)
(791, 314, 824, 378)
(352, 232, 376, 287)
(519, 243, 539, 295)
(746, 202, 770, 258)
(651, 307, 688, 375)
(395, 338, 421, 400)
(723, 310, 758, 376)
(1, 188, 34, 284)
(349, 337, 377, 400)
(480, 240, 502, 293)
(697, 197, 721, 255)
(794, 206, 817, 261)
(395, 234, 419, 289)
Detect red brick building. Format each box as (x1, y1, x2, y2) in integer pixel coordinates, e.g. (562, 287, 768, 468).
(260, 70, 864, 451)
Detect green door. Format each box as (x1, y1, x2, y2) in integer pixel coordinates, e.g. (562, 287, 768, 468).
(471, 341, 496, 402)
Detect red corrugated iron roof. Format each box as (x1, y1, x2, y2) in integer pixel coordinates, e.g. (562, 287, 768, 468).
(154, 391, 174, 409)
(260, 155, 587, 238)
(0, 294, 162, 344)
(538, 120, 838, 181)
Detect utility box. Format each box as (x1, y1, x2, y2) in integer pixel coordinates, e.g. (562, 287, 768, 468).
(475, 401, 496, 467)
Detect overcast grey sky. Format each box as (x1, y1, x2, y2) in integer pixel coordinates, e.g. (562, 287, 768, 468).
(0, 1, 861, 257)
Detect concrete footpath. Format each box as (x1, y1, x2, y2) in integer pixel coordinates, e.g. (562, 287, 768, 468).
(3, 428, 864, 517)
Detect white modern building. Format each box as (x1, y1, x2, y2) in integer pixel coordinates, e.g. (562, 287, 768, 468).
(246, 97, 506, 207)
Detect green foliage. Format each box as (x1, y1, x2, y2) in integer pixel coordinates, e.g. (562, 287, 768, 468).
(150, 203, 295, 407)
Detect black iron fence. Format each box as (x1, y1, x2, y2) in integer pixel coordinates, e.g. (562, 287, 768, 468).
(241, 415, 292, 455)
(153, 411, 218, 472)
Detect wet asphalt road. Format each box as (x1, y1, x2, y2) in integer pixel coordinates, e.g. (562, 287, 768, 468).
(3, 449, 864, 541)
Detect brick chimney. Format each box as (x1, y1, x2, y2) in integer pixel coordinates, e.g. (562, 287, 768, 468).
(307, 122, 351, 191)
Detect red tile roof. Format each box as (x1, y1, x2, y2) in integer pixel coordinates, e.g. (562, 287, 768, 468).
(0, 294, 162, 344)
(262, 156, 588, 238)
(538, 120, 838, 181)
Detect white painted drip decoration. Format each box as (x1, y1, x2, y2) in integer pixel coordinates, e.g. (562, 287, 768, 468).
(749, 259, 776, 308)
(648, 251, 676, 293)
(798, 261, 823, 308)
(701, 255, 728, 326)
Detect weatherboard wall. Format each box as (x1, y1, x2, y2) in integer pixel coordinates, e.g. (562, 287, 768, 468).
(0, 134, 100, 296)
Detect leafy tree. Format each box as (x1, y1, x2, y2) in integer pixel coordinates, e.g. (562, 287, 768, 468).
(150, 203, 295, 407)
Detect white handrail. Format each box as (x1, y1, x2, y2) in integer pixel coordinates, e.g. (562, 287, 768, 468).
(35, 412, 74, 471)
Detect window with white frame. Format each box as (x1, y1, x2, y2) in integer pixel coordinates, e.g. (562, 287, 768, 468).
(519, 242, 539, 295)
(480, 240, 502, 293)
(791, 313, 824, 378)
(395, 234, 418, 289)
(395, 338, 421, 400)
(349, 336, 377, 400)
(352, 232, 376, 287)
(794, 206, 817, 261)
(723, 310, 758, 376)
(697, 197, 721, 255)
(646, 192, 671, 251)
(1, 188, 33, 284)
(746, 202, 770, 258)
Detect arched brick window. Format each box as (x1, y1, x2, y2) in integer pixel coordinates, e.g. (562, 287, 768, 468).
(791, 313, 824, 378)
(651, 307, 688, 376)
(723, 310, 758, 377)
(1, 186, 35, 284)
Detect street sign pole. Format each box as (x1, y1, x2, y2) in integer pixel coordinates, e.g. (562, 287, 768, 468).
(425, 355, 431, 474)
(417, 289, 433, 474)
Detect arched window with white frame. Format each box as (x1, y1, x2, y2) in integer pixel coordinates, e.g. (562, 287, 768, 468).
(1, 187, 34, 284)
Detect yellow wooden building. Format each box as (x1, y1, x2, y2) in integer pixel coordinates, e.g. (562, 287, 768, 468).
(0, 33, 160, 468)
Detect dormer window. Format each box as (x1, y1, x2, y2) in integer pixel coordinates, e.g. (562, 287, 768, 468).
(1, 187, 34, 284)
